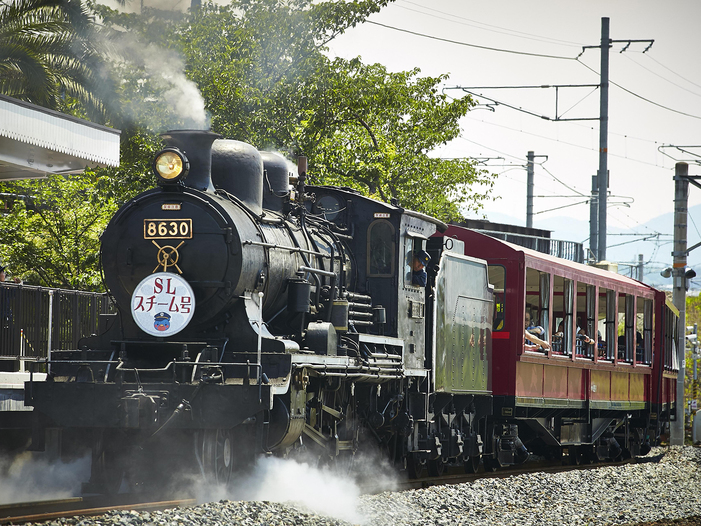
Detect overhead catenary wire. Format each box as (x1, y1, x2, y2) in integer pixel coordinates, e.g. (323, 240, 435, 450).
(623, 53, 701, 99)
(395, 0, 585, 48)
(576, 58, 701, 120)
(364, 20, 578, 60)
(644, 53, 701, 92)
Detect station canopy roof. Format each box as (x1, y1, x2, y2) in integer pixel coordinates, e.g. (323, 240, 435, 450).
(0, 94, 120, 181)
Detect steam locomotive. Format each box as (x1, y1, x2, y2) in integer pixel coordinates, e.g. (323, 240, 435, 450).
(25, 130, 495, 490)
(25, 130, 675, 492)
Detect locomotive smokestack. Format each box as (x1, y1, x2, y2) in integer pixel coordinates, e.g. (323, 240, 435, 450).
(160, 130, 220, 192)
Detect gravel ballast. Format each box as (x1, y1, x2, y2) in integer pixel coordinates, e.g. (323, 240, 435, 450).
(25, 446, 701, 526)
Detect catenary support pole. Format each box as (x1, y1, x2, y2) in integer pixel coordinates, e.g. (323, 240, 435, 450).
(526, 151, 534, 228)
(597, 17, 610, 262)
(590, 175, 598, 262)
(638, 254, 644, 281)
(671, 162, 689, 445)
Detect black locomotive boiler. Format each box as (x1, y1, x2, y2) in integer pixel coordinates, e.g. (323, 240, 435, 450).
(26, 130, 508, 491)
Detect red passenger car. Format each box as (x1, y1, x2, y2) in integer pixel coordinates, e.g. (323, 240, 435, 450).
(444, 227, 678, 461)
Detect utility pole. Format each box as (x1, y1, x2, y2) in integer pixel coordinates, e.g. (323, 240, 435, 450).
(671, 162, 689, 445)
(590, 175, 598, 261)
(526, 151, 548, 229)
(597, 17, 610, 262)
(527, 151, 534, 228)
(584, 17, 653, 262)
(694, 323, 698, 415)
(637, 254, 644, 281)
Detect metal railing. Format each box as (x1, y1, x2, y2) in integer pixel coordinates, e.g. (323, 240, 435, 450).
(475, 229, 585, 263)
(0, 282, 113, 370)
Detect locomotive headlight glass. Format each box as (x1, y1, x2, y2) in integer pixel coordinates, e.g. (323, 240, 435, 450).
(153, 148, 189, 184)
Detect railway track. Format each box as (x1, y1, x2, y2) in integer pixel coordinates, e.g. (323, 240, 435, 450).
(0, 453, 664, 525)
(382, 452, 663, 492)
(0, 495, 196, 525)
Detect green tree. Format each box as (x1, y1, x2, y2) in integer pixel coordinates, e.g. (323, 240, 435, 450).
(686, 295, 701, 411)
(0, 173, 118, 290)
(299, 60, 493, 219)
(174, 1, 493, 221)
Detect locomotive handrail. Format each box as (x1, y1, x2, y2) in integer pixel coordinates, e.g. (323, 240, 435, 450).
(242, 240, 332, 258)
(116, 361, 175, 373)
(298, 266, 335, 278)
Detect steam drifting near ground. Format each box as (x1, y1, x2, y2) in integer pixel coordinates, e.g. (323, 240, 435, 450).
(193, 452, 400, 525)
(0, 452, 89, 505)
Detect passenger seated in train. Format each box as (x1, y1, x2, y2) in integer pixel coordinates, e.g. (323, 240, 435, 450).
(551, 319, 593, 355)
(524, 311, 550, 351)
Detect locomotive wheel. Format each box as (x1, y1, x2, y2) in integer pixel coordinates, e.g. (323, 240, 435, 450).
(568, 446, 583, 465)
(200, 428, 235, 485)
(406, 454, 424, 479)
(427, 457, 446, 477)
(482, 456, 499, 472)
(463, 455, 480, 474)
(91, 431, 127, 495)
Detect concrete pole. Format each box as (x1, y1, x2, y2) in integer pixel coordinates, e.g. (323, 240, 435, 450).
(590, 175, 598, 262)
(597, 17, 610, 262)
(638, 254, 644, 282)
(694, 323, 698, 409)
(526, 151, 534, 228)
(671, 162, 689, 445)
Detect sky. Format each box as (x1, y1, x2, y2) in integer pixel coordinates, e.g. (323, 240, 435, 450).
(108, 0, 701, 278)
(324, 0, 701, 265)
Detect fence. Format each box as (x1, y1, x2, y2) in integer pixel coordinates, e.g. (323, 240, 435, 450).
(0, 282, 113, 371)
(474, 229, 585, 263)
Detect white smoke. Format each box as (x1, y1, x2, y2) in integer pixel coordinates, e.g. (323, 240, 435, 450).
(141, 43, 209, 130)
(0, 452, 90, 504)
(193, 452, 399, 524)
(110, 34, 210, 131)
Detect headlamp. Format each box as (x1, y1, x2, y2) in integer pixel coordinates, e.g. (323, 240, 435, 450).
(153, 148, 189, 185)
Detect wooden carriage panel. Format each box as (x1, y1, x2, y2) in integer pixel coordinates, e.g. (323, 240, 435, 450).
(629, 373, 645, 402)
(611, 371, 629, 401)
(662, 375, 676, 404)
(590, 370, 610, 401)
(516, 361, 543, 398)
(543, 364, 568, 399)
(567, 367, 585, 400)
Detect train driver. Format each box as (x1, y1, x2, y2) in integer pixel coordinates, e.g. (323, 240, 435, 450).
(411, 250, 431, 286)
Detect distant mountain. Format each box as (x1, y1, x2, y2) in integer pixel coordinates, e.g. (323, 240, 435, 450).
(465, 205, 701, 288)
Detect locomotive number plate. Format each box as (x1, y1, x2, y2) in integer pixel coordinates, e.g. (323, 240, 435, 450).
(144, 219, 192, 239)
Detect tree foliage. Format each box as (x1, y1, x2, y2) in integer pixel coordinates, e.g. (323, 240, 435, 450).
(173, 0, 493, 220)
(0, 173, 118, 290)
(0, 0, 498, 288)
(0, 0, 120, 123)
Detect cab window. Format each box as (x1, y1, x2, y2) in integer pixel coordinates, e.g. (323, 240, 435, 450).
(404, 236, 426, 286)
(367, 220, 395, 277)
(489, 265, 506, 331)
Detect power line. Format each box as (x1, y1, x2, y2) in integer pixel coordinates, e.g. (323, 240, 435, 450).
(644, 53, 701, 92)
(455, 135, 524, 162)
(623, 54, 701, 99)
(463, 115, 668, 168)
(538, 164, 588, 197)
(364, 20, 578, 60)
(396, 0, 584, 48)
(577, 58, 701, 120)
